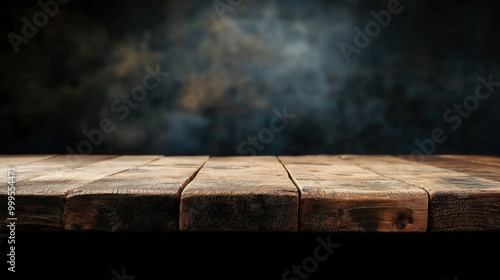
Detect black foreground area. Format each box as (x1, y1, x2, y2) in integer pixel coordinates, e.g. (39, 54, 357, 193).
(1, 232, 499, 279)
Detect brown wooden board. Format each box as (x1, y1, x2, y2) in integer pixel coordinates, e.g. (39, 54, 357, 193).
(1, 156, 161, 231)
(406, 155, 500, 182)
(439, 155, 500, 167)
(179, 156, 299, 232)
(279, 155, 428, 232)
(0, 155, 55, 167)
(341, 155, 500, 231)
(2, 155, 500, 232)
(12, 155, 117, 182)
(63, 156, 208, 231)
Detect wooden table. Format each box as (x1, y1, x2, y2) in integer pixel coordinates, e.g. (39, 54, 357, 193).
(2, 155, 500, 232)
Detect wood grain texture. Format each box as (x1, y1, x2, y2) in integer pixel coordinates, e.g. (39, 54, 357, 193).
(407, 155, 500, 182)
(180, 156, 298, 232)
(2, 155, 500, 232)
(0, 155, 55, 167)
(341, 155, 500, 231)
(13, 155, 117, 182)
(63, 156, 208, 231)
(1, 156, 161, 231)
(439, 155, 500, 167)
(279, 155, 428, 232)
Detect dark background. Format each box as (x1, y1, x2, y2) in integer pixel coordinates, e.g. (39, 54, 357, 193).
(2, 1, 500, 278)
(1, 0, 500, 156)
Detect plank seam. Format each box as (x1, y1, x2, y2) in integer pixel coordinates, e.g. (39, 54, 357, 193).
(177, 156, 210, 231)
(396, 155, 500, 231)
(61, 156, 163, 230)
(277, 156, 302, 232)
(178, 156, 210, 194)
(338, 155, 431, 232)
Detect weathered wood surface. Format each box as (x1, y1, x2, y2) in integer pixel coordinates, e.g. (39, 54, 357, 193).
(408, 155, 500, 182)
(0, 155, 55, 167)
(11, 155, 117, 182)
(64, 156, 208, 231)
(341, 155, 500, 231)
(439, 154, 500, 167)
(179, 156, 299, 232)
(1, 155, 499, 232)
(279, 155, 428, 232)
(1, 155, 161, 230)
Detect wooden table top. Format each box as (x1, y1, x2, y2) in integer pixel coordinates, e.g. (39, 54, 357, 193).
(2, 155, 500, 232)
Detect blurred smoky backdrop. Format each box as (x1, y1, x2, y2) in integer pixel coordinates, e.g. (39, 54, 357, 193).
(1, 0, 500, 156)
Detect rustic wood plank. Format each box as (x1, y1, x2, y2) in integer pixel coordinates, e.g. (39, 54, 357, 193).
(279, 155, 428, 232)
(63, 156, 208, 231)
(406, 155, 500, 182)
(179, 156, 298, 232)
(0, 155, 161, 231)
(13, 155, 117, 182)
(0, 155, 55, 167)
(439, 155, 500, 167)
(341, 155, 500, 231)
